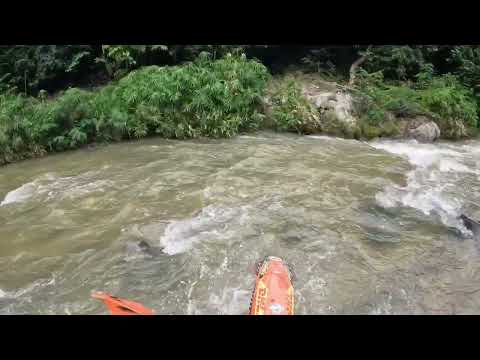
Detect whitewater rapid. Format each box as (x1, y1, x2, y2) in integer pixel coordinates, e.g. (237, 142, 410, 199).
(371, 140, 480, 236)
(1, 133, 480, 314)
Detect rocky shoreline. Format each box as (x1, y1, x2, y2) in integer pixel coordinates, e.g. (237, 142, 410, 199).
(263, 72, 475, 143)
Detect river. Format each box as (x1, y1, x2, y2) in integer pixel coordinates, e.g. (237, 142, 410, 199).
(1, 132, 480, 314)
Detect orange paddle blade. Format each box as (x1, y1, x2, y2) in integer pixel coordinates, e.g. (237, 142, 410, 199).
(249, 256, 294, 315)
(92, 291, 155, 315)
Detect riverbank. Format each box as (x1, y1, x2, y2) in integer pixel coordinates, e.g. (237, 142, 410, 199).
(264, 71, 479, 141)
(0, 55, 269, 166)
(1, 55, 479, 166)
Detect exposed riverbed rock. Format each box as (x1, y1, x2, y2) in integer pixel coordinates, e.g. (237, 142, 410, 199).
(440, 119, 468, 140)
(263, 76, 453, 141)
(303, 89, 358, 129)
(404, 116, 441, 142)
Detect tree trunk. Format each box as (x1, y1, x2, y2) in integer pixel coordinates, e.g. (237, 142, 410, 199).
(349, 46, 372, 86)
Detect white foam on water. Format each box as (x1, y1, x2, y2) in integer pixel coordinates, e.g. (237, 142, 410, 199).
(0, 176, 51, 206)
(208, 287, 251, 315)
(307, 135, 347, 141)
(1, 181, 38, 206)
(438, 159, 477, 174)
(372, 140, 477, 234)
(0, 289, 5, 298)
(455, 143, 480, 154)
(186, 281, 199, 315)
(0, 173, 57, 206)
(160, 205, 249, 255)
(371, 140, 464, 168)
(59, 179, 115, 200)
(1, 170, 116, 207)
(369, 295, 393, 315)
(11, 275, 56, 299)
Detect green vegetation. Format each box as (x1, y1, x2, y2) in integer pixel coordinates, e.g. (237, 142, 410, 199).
(0, 45, 256, 95)
(2, 45, 480, 165)
(353, 68, 478, 139)
(0, 54, 269, 165)
(266, 77, 320, 134)
(0, 45, 97, 94)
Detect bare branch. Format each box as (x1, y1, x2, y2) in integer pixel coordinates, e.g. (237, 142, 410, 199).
(349, 45, 372, 86)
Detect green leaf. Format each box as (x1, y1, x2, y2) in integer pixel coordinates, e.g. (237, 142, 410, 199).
(66, 51, 91, 73)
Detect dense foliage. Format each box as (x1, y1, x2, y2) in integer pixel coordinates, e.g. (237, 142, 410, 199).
(3, 45, 480, 91)
(353, 68, 478, 139)
(2, 45, 480, 165)
(0, 55, 269, 164)
(0, 45, 97, 94)
(266, 77, 320, 134)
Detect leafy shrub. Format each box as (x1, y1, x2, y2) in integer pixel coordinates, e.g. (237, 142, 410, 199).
(0, 45, 97, 95)
(354, 70, 478, 135)
(357, 119, 400, 140)
(419, 74, 477, 128)
(0, 55, 270, 164)
(95, 45, 170, 80)
(267, 78, 320, 134)
(300, 48, 337, 76)
(101, 53, 269, 138)
(362, 46, 429, 81)
(355, 70, 427, 121)
(0, 93, 40, 163)
(448, 46, 480, 96)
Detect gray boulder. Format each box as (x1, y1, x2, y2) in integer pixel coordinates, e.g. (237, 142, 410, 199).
(305, 90, 357, 127)
(406, 120, 441, 142)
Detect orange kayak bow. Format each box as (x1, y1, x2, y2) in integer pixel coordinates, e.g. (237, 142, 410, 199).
(92, 291, 155, 315)
(93, 256, 294, 315)
(249, 256, 294, 315)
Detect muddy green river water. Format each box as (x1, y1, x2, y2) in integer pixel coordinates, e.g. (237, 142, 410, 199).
(1, 132, 480, 314)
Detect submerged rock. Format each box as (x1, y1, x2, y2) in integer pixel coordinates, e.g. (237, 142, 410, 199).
(460, 214, 480, 239)
(137, 240, 164, 256)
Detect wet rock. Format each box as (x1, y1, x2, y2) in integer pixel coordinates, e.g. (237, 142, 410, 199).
(126, 240, 163, 257)
(405, 117, 441, 142)
(442, 119, 468, 139)
(137, 240, 164, 256)
(460, 214, 480, 238)
(306, 90, 358, 128)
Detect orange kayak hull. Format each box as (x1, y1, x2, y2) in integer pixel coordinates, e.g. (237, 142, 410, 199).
(249, 256, 294, 315)
(93, 257, 294, 315)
